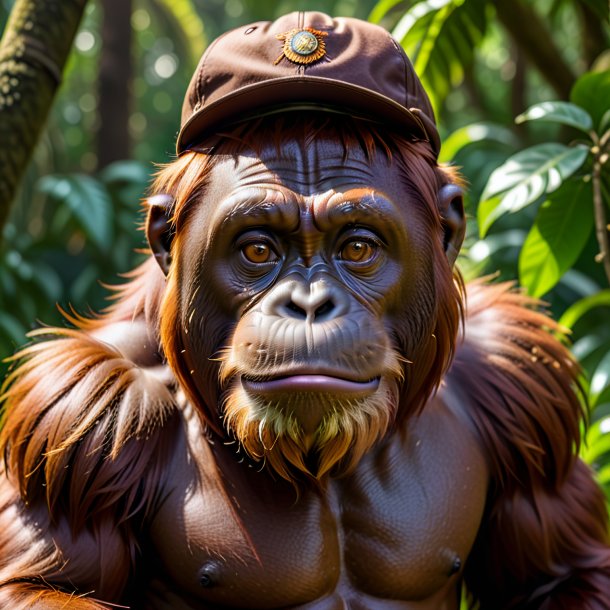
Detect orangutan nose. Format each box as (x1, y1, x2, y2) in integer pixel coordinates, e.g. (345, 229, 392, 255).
(270, 279, 348, 322)
(285, 298, 334, 321)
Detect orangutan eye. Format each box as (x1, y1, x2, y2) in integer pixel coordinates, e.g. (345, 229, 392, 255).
(241, 242, 278, 264)
(339, 238, 378, 264)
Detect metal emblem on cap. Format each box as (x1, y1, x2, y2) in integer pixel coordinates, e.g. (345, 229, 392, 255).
(274, 28, 328, 65)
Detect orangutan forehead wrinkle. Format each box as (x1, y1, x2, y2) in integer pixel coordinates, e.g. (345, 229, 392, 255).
(233, 146, 377, 196)
(207, 145, 405, 244)
(214, 188, 301, 233)
(215, 188, 399, 242)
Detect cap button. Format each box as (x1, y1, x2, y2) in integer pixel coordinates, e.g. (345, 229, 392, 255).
(290, 30, 319, 56)
(274, 27, 328, 65)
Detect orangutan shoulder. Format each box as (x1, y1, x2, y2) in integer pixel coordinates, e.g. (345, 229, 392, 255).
(440, 280, 583, 487)
(89, 318, 163, 368)
(0, 320, 180, 525)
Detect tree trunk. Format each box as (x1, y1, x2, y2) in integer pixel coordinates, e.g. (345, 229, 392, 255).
(578, 0, 609, 68)
(0, 0, 88, 240)
(97, 0, 132, 168)
(495, 0, 577, 100)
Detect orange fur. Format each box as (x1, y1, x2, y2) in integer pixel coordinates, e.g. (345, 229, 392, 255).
(444, 281, 610, 608)
(0, 328, 180, 605)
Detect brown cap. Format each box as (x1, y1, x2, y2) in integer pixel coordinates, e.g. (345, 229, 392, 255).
(177, 11, 440, 157)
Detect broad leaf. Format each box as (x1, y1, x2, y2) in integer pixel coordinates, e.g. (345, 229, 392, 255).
(559, 289, 610, 329)
(516, 101, 593, 134)
(581, 0, 609, 23)
(70, 266, 102, 304)
(439, 122, 518, 163)
(478, 143, 589, 236)
(392, 0, 488, 115)
(571, 69, 610, 132)
(0, 266, 16, 296)
(38, 174, 112, 251)
(99, 160, 151, 207)
(582, 416, 610, 464)
(99, 160, 150, 186)
(0, 312, 27, 347)
(591, 351, 610, 404)
(572, 334, 609, 364)
(519, 178, 594, 297)
(31, 261, 63, 301)
(368, 0, 406, 23)
(600, 109, 610, 134)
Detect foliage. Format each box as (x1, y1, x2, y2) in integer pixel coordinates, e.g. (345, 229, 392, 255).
(0, 159, 149, 358)
(477, 78, 610, 299)
(372, 0, 488, 116)
(471, 74, 610, 511)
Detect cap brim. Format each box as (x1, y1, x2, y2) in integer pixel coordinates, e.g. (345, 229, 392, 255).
(176, 75, 439, 155)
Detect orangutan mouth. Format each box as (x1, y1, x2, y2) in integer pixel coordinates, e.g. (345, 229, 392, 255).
(242, 374, 380, 394)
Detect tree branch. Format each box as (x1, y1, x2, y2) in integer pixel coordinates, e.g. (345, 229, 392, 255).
(0, 0, 89, 241)
(98, 0, 132, 169)
(592, 131, 610, 285)
(495, 0, 577, 100)
(577, 0, 609, 68)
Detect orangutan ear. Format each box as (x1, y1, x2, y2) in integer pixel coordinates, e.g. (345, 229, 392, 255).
(438, 184, 465, 266)
(146, 194, 175, 276)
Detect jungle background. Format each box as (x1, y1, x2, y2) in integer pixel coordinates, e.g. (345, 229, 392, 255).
(0, 0, 609, 586)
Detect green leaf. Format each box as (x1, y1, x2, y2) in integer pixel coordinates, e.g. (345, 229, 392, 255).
(99, 160, 150, 187)
(439, 122, 518, 163)
(559, 290, 610, 329)
(30, 261, 63, 301)
(581, 0, 609, 23)
(0, 312, 27, 347)
(600, 109, 610, 134)
(70, 266, 101, 304)
(571, 69, 610, 132)
(516, 101, 593, 133)
(519, 178, 594, 297)
(582, 416, 610, 464)
(0, 266, 16, 297)
(597, 463, 610, 487)
(572, 334, 608, 363)
(591, 352, 610, 404)
(38, 174, 112, 251)
(478, 143, 590, 236)
(368, 0, 406, 23)
(392, 0, 488, 115)
(596, 389, 610, 412)
(99, 160, 151, 208)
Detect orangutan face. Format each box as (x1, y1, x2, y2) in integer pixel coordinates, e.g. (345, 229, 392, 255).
(150, 133, 464, 482)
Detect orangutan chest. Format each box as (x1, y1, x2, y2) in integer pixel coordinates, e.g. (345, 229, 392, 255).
(147, 403, 487, 609)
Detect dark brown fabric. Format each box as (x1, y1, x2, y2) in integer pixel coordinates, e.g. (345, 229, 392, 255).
(177, 11, 440, 155)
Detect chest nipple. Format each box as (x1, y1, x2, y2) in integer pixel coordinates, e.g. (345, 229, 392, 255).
(198, 561, 222, 589)
(449, 555, 462, 576)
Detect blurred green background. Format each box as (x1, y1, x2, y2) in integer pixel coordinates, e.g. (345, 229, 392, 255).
(1, 0, 610, 518)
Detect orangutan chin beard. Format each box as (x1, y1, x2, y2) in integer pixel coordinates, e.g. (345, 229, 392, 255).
(219, 374, 402, 484)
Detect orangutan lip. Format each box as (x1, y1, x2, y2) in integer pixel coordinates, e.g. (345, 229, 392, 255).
(242, 375, 380, 394)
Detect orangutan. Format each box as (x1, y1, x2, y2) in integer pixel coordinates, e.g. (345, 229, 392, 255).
(0, 11, 609, 610)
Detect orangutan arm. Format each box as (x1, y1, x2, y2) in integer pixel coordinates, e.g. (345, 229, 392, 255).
(0, 326, 178, 608)
(0, 497, 120, 609)
(465, 459, 610, 609)
(445, 281, 610, 608)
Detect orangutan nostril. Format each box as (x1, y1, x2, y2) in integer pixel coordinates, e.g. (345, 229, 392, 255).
(285, 300, 307, 318)
(314, 300, 335, 320)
